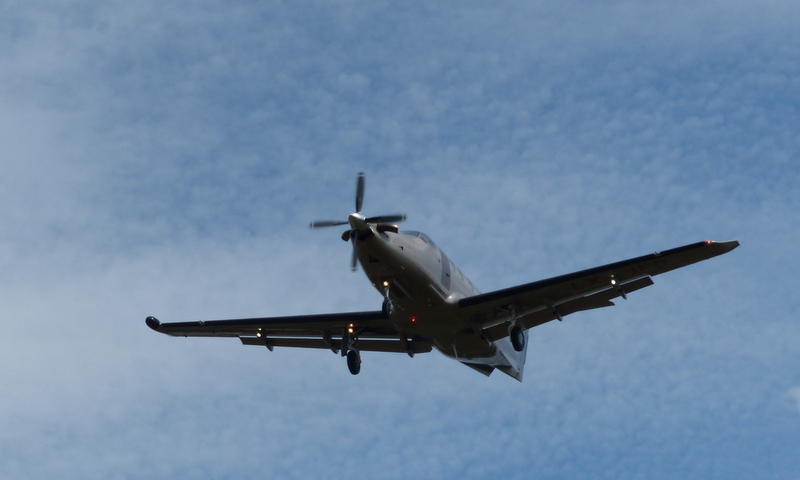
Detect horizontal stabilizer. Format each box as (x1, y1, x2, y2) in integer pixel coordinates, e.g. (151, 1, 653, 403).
(461, 362, 495, 377)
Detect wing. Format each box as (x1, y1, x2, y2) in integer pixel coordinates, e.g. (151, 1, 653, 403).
(145, 311, 433, 354)
(458, 240, 739, 342)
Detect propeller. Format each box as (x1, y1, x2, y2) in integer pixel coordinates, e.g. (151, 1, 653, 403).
(310, 172, 407, 271)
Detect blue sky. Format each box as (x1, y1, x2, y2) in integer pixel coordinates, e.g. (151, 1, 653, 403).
(1, 1, 798, 479)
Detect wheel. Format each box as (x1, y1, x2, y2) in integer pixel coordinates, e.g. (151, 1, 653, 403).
(346, 350, 361, 375)
(382, 299, 393, 317)
(510, 326, 525, 352)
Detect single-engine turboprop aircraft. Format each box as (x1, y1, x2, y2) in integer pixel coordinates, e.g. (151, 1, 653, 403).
(146, 173, 739, 381)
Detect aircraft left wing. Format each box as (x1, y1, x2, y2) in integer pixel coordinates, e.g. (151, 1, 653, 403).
(146, 311, 433, 354)
(458, 240, 739, 342)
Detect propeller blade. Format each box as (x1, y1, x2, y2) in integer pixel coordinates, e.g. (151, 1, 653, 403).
(355, 172, 365, 213)
(311, 173, 404, 273)
(350, 236, 359, 271)
(310, 220, 348, 228)
(366, 214, 407, 224)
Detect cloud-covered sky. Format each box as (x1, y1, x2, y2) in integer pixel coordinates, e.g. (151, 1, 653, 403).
(1, 1, 798, 478)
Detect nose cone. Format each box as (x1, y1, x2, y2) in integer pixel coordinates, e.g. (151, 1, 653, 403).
(348, 212, 368, 231)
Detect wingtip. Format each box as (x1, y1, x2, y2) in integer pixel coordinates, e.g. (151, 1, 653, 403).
(145, 316, 161, 330)
(709, 239, 740, 252)
(699, 240, 740, 258)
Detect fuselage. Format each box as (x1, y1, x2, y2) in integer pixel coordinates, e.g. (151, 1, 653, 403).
(354, 224, 527, 379)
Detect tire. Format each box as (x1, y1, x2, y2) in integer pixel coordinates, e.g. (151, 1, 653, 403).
(510, 326, 525, 352)
(382, 299, 393, 318)
(346, 350, 361, 375)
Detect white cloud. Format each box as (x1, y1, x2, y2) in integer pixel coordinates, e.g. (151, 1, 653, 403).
(790, 387, 800, 412)
(1, 0, 799, 479)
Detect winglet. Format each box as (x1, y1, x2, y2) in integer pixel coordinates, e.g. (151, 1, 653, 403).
(145, 316, 162, 331)
(706, 240, 740, 256)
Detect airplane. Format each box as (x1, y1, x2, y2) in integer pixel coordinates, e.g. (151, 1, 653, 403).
(146, 173, 739, 381)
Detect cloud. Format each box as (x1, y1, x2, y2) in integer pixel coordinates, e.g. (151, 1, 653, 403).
(790, 387, 800, 412)
(1, 0, 799, 479)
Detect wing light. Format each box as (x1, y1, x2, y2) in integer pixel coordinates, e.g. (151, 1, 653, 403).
(610, 276, 627, 299)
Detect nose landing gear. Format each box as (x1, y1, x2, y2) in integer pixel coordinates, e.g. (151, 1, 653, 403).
(381, 298, 393, 318)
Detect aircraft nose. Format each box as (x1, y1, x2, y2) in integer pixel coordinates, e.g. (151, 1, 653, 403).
(348, 212, 368, 231)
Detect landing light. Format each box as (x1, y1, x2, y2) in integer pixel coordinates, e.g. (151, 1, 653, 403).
(382, 281, 390, 287)
(348, 324, 354, 334)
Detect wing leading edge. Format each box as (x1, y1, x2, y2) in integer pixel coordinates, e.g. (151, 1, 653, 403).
(459, 240, 740, 340)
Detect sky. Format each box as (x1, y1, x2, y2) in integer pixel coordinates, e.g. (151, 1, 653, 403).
(1, 0, 799, 478)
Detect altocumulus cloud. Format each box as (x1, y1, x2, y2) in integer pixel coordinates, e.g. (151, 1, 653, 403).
(790, 387, 800, 413)
(1, 0, 799, 479)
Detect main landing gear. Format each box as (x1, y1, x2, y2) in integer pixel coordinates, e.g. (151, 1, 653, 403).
(346, 349, 361, 375)
(342, 326, 361, 375)
(510, 325, 525, 352)
(508, 305, 525, 352)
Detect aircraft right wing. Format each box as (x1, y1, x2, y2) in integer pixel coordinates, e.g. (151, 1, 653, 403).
(457, 240, 739, 342)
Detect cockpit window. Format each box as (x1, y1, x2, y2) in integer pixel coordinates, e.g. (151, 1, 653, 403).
(401, 231, 437, 248)
(418, 232, 436, 247)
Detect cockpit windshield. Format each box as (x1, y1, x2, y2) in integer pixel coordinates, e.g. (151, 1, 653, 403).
(401, 231, 437, 248)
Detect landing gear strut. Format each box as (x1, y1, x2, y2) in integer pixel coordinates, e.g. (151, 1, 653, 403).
(508, 305, 525, 352)
(346, 349, 361, 375)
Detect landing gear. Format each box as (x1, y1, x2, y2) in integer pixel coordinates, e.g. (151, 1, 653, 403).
(346, 349, 361, 375)
(382, 298, 393, 318)
(342, 324, 362, 375)
(510, 326, 525, 352)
